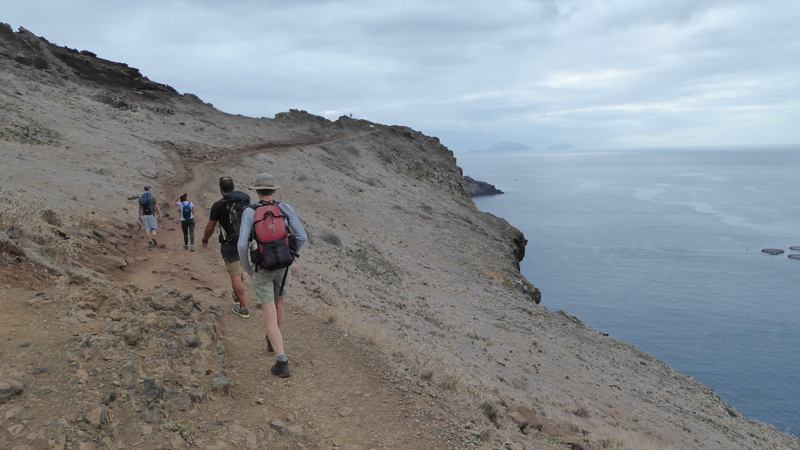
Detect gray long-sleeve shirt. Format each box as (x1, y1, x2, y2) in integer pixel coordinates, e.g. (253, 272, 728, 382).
(237, 201, 307, 275)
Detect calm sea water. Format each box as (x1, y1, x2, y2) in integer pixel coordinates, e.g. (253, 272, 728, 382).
(459, 147, 800, 435)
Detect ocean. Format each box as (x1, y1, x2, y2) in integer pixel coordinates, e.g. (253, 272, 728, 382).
(459, 146, 800, 435)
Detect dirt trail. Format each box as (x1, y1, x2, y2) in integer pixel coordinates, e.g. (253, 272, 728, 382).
(122, 141, 466, 448)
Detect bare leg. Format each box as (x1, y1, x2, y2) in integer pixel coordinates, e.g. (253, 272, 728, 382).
(231, 274, 248, 309)
(275, 296, 284, 328)
(261, 302, 285, 355)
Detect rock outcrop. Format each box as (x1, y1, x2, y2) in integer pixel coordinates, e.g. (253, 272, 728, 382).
(464, 175, 504, 197)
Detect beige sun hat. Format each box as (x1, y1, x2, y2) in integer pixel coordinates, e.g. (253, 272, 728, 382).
(252, 173, 281, 190)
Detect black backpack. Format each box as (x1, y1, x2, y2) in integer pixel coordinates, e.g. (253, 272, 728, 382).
(220, 197, 250, 243)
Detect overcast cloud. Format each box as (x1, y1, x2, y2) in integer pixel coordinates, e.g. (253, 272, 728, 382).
(4, 1, 800, 151)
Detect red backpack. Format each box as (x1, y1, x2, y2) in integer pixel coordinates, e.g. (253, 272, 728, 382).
(249, 201, 295, 271)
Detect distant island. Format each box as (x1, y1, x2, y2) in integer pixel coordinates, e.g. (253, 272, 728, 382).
(464, 175, 503, 197)
(484, 141, 531, 153)
(477, 141, 575, 153)
(546, 143, 575, 151)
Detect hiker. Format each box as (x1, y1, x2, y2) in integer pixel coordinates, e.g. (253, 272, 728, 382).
(201, 176, 252, 318)
(174, 193, 196, 251)
(138, 185, 162, 248)
(238, 173, 307, 378)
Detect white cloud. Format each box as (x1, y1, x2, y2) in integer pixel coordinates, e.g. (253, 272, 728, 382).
(545, 70, 634, 89)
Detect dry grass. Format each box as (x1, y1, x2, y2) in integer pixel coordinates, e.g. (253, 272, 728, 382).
(482, 268, 514, 289)
(322, 303, 493, 398)
(0, 189, 77, 259)
(543, 405, 678, 450)
(323, 305, 385, 347)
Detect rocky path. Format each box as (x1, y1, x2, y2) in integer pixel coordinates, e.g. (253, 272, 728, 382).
(121, 148, 467, 448)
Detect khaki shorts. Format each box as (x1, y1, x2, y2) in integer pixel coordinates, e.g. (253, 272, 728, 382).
(141, 215, 158, 232)
(225, 261, 242, 276)
(253, 267, 291, 305)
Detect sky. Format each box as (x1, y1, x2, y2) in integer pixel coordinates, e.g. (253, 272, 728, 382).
(3, 0, 800, 152)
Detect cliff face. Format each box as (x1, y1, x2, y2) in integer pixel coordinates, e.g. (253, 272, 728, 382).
(0, 25, 796, 449)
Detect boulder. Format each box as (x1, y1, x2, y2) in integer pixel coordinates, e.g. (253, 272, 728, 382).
(0, 378, 24, 403)
(211, 373, 230, 395)
(85, 406, 111, 429)
(97, 254, 127, 269)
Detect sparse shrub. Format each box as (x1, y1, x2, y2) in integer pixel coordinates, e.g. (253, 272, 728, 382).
(323, 308, 339, 324)
(318, 231, 342, 246)
(574, 406, 590, 418)
(164, 419, 195, 437)
(481, 401, 500, 425)
(439, 372, 460, 391)
(599, 437, 625, 449)
(0, 190, 77, 258)
(41, 208, 62, 227)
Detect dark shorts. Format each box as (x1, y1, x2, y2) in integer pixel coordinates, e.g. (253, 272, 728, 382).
(220, 242, 241, 276)
(220, 242, 239, 263)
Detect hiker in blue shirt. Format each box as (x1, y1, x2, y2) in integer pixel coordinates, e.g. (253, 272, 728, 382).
(173, 193, 196, 251)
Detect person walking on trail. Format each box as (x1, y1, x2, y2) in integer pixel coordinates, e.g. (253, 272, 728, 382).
(174, 193, 196, 251)
(138, 185, 162, 248)
(201, 176, 252, 318)
(238, 173, 307, 378)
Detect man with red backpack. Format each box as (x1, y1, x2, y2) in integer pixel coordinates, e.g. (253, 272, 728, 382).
(237, 173, 307, 378)
(202, 176, 253, 318)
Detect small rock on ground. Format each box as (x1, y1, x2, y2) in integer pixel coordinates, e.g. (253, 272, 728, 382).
(0, 378, 24, 403)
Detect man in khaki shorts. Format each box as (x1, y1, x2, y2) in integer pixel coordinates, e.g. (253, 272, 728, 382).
(201, 176, 252, 318)
(238, 173, 307, 378)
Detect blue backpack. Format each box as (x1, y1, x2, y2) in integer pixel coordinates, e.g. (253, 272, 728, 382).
(139, 192, 154, 215)
(181, 201, 193, 221)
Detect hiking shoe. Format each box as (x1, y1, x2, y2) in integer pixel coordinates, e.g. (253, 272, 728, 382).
(152, 238, 159, 246)
(232, 304, 250, 318)
(190, 245, 196, 252)
(271, 360, 290, 378)
(266, 336, 274, 353)
(232, 291, 240, 306)
(183, 244, 189, 250)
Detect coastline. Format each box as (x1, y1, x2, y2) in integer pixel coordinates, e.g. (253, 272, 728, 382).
(463, 149, 800, 437)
